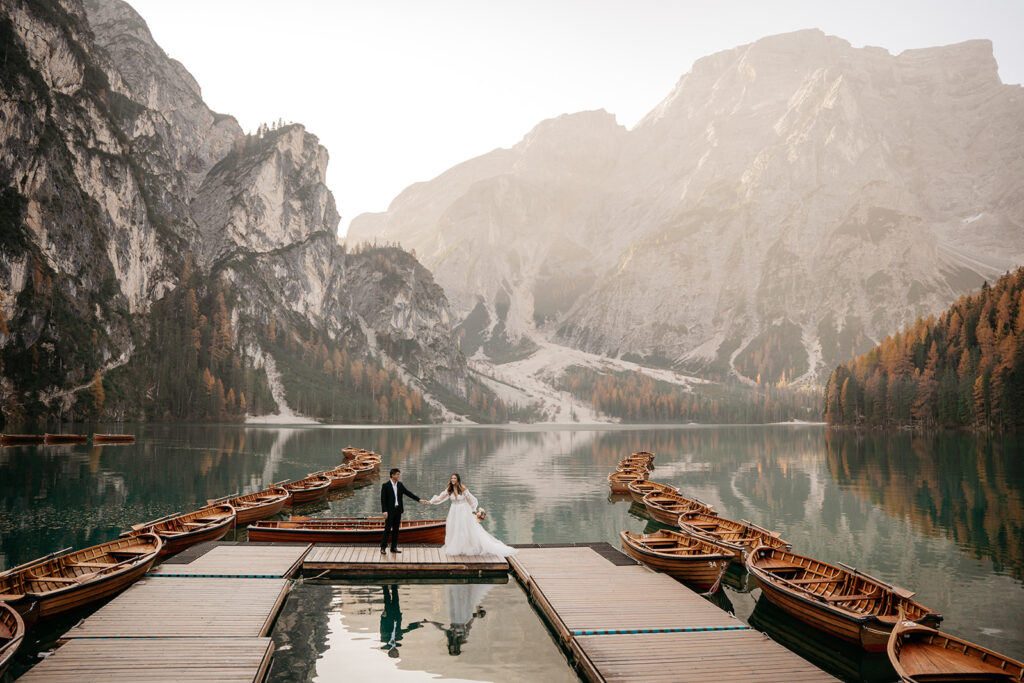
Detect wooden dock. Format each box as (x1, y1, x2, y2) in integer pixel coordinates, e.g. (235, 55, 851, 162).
(510, 545, 835, 682)
(63, 577, 290, 638)
(303, 543, 508, 577)
(149, 542, 310, 578)
(16, 544, 301, 682)
(17, 637, 274, 682)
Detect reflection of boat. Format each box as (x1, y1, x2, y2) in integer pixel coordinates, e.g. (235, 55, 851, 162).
(92, 433, 135, 443)
(283, 475, 331, 504)
(1, 434, 45, 446)
(619, 529, 730, 593)
(746, 546, 941, 652)
(626, 480, 678, 504)
(888, 608, 1024, 682)
(209, 487, 290, 525)
(0, 534, 162, 624)
(125, 505, 235, 556)
(720, 564, 757, 593)
(749, 593, 896, 683)
(247, 517, 446, 544)
(641, 491, 713, 527)
(677, 512, 790, 564)
(43, 433, 88, 444)
(608, 469, 647, 493)
(0, 602, 24, 678)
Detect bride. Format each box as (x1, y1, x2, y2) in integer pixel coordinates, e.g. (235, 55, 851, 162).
(428, 474, 516, 557)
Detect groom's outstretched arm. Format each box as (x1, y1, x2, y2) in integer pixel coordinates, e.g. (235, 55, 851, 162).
(400, 483, 427, 504)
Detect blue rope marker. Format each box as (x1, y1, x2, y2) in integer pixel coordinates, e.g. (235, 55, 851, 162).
(572, 626, 751, 636)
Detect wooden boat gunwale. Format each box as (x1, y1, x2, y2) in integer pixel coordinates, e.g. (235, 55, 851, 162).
(283, 475, 332, 503)
(0, 599, 25, 677)
(209, 487, 290, 525)
(887, 606, 1024, 682)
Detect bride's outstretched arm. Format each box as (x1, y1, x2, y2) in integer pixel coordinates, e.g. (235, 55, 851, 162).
(428, 490, 449, 504)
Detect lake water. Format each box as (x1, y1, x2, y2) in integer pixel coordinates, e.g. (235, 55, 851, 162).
(1, 424, 1022, 682)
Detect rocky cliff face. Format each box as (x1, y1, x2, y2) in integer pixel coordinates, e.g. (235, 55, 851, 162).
(0, 0, 470, 424)
(350, 30, 1024, 385)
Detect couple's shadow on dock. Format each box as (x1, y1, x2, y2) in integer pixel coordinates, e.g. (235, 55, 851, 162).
(379, 583, 493, 657)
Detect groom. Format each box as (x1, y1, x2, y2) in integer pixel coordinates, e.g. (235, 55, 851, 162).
(380, 468, 427, 555)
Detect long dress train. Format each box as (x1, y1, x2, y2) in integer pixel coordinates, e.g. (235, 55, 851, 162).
(428, 488, 516, 557)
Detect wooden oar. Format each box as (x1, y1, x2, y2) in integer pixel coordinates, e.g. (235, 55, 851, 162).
(837, 561, 916, 599)
(0, 547, 73, 577)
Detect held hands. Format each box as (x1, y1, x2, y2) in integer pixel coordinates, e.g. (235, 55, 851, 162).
(419, 499, 428, 504)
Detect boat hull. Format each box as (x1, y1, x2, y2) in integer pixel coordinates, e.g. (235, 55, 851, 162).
(746, 547, 942, 652)
(619, 531, 729, 592)
(43, 433, 88, 444)
(247, 520, 446, 545)
(1, 434, 45, 446)
(0, 602, 25, 678)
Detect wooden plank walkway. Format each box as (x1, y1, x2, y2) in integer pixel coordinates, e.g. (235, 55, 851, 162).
(17, 637, 273, 682)
(510, 546, 835, 682)
(149, 543, 311, 578)
(304, 543, 508, 578)
(64, 577, 289, 638)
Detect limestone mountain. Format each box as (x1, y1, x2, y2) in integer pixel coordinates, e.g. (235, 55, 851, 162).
(0, 0, 482, 424)
(350, 30, 1024, 387)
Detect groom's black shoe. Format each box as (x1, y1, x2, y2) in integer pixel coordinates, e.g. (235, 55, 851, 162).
(380, 548, 386, 555)
(391, 548, 402, 554)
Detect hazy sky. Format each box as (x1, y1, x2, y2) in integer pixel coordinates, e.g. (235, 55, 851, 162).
(127, 0, 1023, 236)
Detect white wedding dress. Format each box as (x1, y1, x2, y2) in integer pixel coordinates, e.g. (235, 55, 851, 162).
(428, 488, 516, 557)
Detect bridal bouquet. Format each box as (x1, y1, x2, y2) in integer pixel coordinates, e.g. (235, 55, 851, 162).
(475, 507, 487, 521)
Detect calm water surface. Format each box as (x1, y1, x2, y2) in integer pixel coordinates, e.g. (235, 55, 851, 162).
(1, 424, 1022, 682)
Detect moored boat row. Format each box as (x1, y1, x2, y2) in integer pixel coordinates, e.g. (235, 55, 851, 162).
(1, 432, 136, 446)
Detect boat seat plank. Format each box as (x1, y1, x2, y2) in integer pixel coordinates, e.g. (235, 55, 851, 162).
(821, 592, 881, 602)
(786, 576, 842, 585)
(67, 561, 117, 568)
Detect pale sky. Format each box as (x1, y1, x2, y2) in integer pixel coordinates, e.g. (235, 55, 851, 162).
(126, 0, 1024, 237)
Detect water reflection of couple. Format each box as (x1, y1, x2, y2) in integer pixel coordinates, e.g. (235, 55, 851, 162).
(378, 583, 495, 657)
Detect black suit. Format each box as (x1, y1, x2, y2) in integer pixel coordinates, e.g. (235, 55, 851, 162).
(380, 479, 420, 551)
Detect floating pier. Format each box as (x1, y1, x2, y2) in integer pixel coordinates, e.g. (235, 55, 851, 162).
(510, 544, 835, 682)
(303, 543, 508, 578)
(18, 543, 309, 681)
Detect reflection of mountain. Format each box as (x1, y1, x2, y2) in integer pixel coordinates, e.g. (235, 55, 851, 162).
(270, 583, 332, 683)
(825, 430, 1024, 581)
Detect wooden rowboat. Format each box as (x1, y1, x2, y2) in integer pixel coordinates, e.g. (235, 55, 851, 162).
(677, 512, 791, 563)
(354, 454, 381, 471)
(0, 601, 25, 678)
(342, 446, 365, 460)
(887, 607, 1023, 682)
(283, 475, 331, 504)
(0, 534, 162, 625)
(348, 461, 377, 482)
(124, 504, 235, 557)
(209, 487, 290, 525)
(641, 491, 713, 526)
(608, 469, 648, 494)
(43, 433, 88, 444)
(247, 517, 446, 544)
(313, 467, 358, 490)
(92, 433, 135, 443)
(626, 480, 678, 504)
(746, 546, 941, 652)
(1, 434, 45, 446)
(620, 529, 731, 593)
